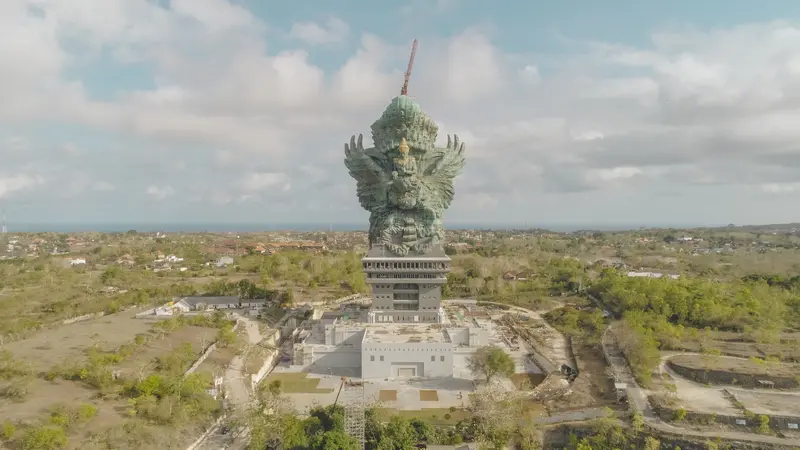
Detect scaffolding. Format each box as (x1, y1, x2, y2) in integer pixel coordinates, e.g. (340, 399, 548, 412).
(342, 379, 365, 449)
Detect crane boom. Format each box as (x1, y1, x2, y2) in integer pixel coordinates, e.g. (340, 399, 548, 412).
(400, 39, 418, 96)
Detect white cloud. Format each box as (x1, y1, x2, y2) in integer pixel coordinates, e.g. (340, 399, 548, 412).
(289, 17, 349, 45)
(234, 172, 291, 193)
(400, 0, 463, 16)
(761, 183, 800, 195)
(0, 174, 44, 198)
(170, 0, 258, 32)
(92, 181, 116, 192)
(3, 0, 800, 224)
(3, 136, 31, 152)
(146, 185, 176, 200)
(441, 30, 506, 103)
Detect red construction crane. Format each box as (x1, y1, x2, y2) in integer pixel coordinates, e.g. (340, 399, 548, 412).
(400, 39, 418, 96)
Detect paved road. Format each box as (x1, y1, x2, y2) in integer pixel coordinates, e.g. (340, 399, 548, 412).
(195, 316, 264, 450)
(603, 325, 799, 447)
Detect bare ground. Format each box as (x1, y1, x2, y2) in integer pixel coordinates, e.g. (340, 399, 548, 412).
(729, 389, 800, 416)
(549, 343, 619, 413)
(2, 309, 153, 372)
(117, 325, 221, 375)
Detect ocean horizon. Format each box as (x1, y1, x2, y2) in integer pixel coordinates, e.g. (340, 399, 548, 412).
(1, 222, 728, 233)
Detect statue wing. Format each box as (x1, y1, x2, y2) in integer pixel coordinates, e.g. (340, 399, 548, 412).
(344, 134, 390, 211)
(420, 134, 466, 211)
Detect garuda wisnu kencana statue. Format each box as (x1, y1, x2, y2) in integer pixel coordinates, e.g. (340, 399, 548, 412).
(343, 94, 466, 256)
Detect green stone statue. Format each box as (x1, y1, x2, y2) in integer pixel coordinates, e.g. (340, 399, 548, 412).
(344, 95, 466, 256)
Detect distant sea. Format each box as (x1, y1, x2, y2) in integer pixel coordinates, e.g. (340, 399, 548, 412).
(4, 222, 712, 233)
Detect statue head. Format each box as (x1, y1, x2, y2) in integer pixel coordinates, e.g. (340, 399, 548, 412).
(371, 96, 438, 153)
(399, 137, 410, 157)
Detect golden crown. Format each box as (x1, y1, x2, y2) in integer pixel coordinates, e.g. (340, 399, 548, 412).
(398, 137, 409, 155)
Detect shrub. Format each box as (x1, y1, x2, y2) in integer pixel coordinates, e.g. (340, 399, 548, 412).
(757, 415, 770, 434)
(76, 404, 97, 422)
(1, 421, 15, 440)
(20, 425, 68, 450)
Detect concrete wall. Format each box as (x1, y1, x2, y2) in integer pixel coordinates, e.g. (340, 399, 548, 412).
(668, 360, 800, 389)
(651, 402, 800, 432)
(372, 282, 394, 310)
(263, 328, 280, 348)
(310, 347, 362, 369)
(445, 328, 488, 348)
(251, 346, 281, 390)
(418, 282, 441, 310)
(362, 342, 453, 379)
(324, 326, 364, 346)
(370, 310, 439, 323)
(185, 321, 242, 375)
(447, 328, 469, 346)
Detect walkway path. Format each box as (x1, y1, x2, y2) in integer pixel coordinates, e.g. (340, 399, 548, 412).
(603, 325, 799, 447)
(195, 315, 264, 450)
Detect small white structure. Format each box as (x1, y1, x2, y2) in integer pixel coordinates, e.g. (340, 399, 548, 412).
(216, 256, 234, 268)
(627, 271, 680, 279)
(69, 258, 86, 266)
(174, 296, 245, 311)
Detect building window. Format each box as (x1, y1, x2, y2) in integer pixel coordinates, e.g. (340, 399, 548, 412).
(440, 356, 445, 362)
(431, 355, 435, 362)
(380, 355, 384, 362)
(370, 356, 375, 362)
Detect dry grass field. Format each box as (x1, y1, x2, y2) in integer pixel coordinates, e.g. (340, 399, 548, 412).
(2, 309, 153, 372)
(0, 311, 234, 450)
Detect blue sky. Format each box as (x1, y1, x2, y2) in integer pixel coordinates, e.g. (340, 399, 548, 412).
(2, 0, 800, 230)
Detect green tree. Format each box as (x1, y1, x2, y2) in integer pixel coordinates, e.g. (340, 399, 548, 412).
(100, 266, 122, 285)
(643, 436, 661, 450)
(466, 346, 515, 384)
(216, 325, 236, 348)
(311, 430, 359, 450)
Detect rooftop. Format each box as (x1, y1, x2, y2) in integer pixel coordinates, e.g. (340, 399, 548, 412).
(363, 324, 451, 344)
(179, 295, 240, 306)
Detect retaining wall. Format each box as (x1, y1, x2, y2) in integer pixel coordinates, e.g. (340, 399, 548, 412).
(651, 402, 800, 432)
(667, 360, 799, 389)
(62, 311, 106, 325)
(184, 321, 242, 376)
(251, 347, 281, 390)
(185, 415, 226, 450)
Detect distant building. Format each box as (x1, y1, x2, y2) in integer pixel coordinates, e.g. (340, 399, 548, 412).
(216, 256, 234, 267)
(174, 296, 243, 312)
(626, 271, 679, 279)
